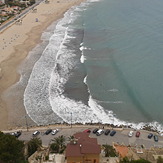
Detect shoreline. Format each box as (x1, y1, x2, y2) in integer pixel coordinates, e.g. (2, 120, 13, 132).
(0, 0, 163, 134)
(0, 0, 86, 130)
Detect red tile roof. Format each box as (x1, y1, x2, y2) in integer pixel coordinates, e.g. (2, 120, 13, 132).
(66, 144, 84, 157)
(114, 144, 129, 158)
(66, 132, 101, 157)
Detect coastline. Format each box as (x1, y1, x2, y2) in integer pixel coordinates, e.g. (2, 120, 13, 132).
(0, 0, 85, 130)
(0, 0, 163, 134)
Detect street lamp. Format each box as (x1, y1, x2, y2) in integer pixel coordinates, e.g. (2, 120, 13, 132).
(25, 115, 29, 131)
(70, 112, 72, 128)
(111, 117, 114, 129)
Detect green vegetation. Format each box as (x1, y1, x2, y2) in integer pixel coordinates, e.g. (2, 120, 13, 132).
(50, 135, 66, 154)
(7, 1, 26, 7)
(30, 0, 36, 5)
(0, 131, 26, 163)
(68, 135, 75, 142)
(0, 4, 5, 7)
(120, 157, 151, 163)
(27, 137, 42, 157)
(157, 156, 163, 163)
(102, 144, 117, 157)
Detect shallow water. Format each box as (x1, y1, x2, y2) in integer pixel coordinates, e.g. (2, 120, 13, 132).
(11, 0, 163, 131)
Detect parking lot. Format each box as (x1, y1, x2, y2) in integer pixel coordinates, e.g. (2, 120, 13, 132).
(14, 126, 163, 149)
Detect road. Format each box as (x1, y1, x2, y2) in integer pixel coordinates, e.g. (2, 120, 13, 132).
(15, 126, 163, 149)
(0, 0, 44, 32)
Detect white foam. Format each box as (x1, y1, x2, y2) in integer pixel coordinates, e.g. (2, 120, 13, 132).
(83, 75, 87, 84)
(22, 0, 163, 132)
(108, 88, 119, 92)
(79, 46, 92, 63)
(24, 4, 79, 125)
(88, 0, 101, 2)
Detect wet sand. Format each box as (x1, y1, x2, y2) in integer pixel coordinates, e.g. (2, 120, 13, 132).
(0, 0, 85, 130)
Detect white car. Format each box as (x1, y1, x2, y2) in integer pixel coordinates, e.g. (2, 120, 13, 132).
(33, 130, 40, 136)
(96, 129, 104, 136)
(128, 131, 134, 137)
(51, 129, 59, 135)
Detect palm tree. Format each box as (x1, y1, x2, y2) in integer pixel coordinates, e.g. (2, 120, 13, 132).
(50, 135, 66, 154)
(102, 144, 117, 157)
(27, 137, 42, 157)
(68, 135, 75, 142)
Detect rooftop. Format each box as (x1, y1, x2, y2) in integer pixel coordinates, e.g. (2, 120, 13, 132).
(66, 132, 101, 157)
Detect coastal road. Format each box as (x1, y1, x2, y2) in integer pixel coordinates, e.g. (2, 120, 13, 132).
(0, 0, 44, 32)
(15, 126, 163, 149)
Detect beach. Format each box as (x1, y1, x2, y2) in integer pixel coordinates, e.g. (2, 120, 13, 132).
(0, 0, 85, 130)
(1, 0, 163, 133)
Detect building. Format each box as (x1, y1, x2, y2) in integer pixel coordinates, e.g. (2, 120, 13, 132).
(0, 0, 5, 4)
(113, 143, 129, 159)
(65, 132, 101, 163)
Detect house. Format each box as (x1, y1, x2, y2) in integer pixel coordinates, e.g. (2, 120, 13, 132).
(65, 132, 101, 163)
(0, 0, 5, 4)
(113, 143, 129, 158)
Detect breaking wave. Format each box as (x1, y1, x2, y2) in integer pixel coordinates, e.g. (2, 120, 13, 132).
(23, 0, 163, 133)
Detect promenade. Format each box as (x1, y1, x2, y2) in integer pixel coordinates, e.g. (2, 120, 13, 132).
(4, 125, 163, 148)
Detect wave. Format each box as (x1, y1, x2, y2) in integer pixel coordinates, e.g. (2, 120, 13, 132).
(23, 0, 163, 133)
(80, 46, 91, 63)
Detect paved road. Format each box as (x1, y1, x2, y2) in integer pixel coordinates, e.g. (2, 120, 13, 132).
(15, 126, 163, 148)
(0, 0, 44, 32)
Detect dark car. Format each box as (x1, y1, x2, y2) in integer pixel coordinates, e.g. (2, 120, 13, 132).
(135, 131, 140, 138)
(148, 133, 153, 139)
(154, 135, 158, 142)
(14, 131, 21, 138)
(105, 129, 110, 135)
(45, 129, 52, 135)
(93, 128, 99, 134)
(110, 130, 116, 136)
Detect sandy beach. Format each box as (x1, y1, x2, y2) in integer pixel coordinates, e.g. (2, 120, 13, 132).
(0, 0, 85, 130)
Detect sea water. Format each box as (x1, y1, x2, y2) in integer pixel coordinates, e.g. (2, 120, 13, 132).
(23, 0, 163, 131)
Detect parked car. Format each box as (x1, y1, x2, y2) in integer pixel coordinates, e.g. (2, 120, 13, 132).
(33, 130, 40, 136)
(110, 130, 116, 136)
(10, 131, 21, 138)
(93, 128, 99, 134)
(135, 131, 140, 137)
(51, 129, 59, 135)
(96, 129, 104, 136)
(105, 129, 110, 135)
(83, 129, 91, 133)
(154, 135, 158, 142)
(160, 132, 163, 136)
(11, 132, 16, 136)
(148, 133, 153, 139)
(14, 131, 22, 138)
(45, 129, 52, 135)
(128, 131, 134, 137)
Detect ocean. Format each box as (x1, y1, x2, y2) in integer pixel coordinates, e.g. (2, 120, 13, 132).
(14, 0, 163, 131)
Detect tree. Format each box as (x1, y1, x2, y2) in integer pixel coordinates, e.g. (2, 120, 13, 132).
(120, 157, 151, 163)
(0, 131, 25, 163)
(130, 159, 151, 163)
(157, 156, 163, 163)
(102, 144, 117, 157)
(50, 135, 66, 154)
(67, 135, 75, 143)
(27, 137, 42, 157)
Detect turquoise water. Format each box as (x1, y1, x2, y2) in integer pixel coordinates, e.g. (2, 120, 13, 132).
(80, 0, 163, 124)
(22, 0, 163, 129)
